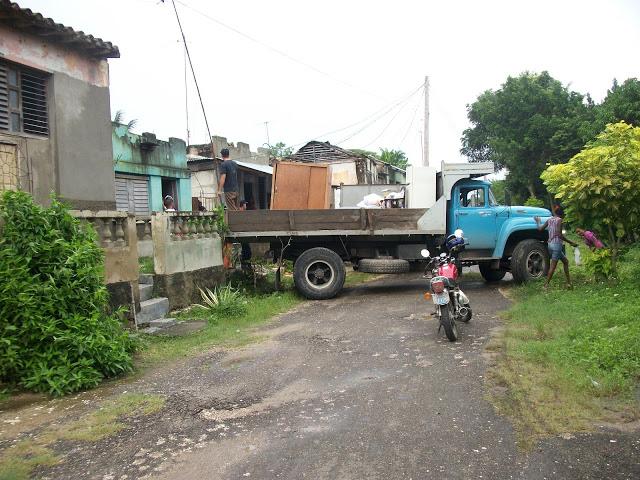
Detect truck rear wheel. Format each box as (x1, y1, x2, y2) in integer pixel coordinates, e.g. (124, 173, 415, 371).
(511, 240, 549, 283)
(357, 258, 410, 274)
(479, 263, 507, 282)
(294, 247, 346, 300)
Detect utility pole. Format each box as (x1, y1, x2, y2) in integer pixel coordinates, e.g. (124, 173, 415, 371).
(264, 121, 271, 147)
(423, 75, 430, 167)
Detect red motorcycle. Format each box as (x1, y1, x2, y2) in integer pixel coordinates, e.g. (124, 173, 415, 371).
(422, 229, 472, 342)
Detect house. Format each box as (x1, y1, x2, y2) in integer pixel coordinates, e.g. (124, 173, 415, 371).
(112, 124, 191, 214)
(187, 150, 272, 211)
(0, 1, 119, 209)
(287, 141, 406, 185)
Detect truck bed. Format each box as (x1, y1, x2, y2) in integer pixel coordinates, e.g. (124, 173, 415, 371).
(227, 208, 430, 238)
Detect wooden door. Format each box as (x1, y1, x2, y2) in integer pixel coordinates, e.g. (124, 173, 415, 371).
(270, 162, 331, 210)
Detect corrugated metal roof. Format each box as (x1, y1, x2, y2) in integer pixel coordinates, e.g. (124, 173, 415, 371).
(236, 161, 272, 175)
(0, 1, 120, 58)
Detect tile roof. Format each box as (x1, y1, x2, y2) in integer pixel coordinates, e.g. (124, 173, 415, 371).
(0, 1, 120, 58)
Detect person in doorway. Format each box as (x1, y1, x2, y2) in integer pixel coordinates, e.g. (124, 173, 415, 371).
(218, 148, 240, 210)
(163, 195, 176, 212)
(535, 204, 578, 290)
(576, 228, 604, 251)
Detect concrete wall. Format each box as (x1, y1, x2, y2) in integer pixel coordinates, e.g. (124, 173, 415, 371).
(191, 135, 271, 166)
(151, 212, 224, 309)
(151, 212, 223, 275)
(54, 73, 115, 209)
(191, 170, 217, 198)
(0, 24, 115, 209)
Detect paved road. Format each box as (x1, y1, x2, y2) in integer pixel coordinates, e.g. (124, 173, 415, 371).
(40, 274, 639, 479)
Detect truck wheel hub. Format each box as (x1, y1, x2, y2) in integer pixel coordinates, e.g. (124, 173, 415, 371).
(305, 261, 334, 288)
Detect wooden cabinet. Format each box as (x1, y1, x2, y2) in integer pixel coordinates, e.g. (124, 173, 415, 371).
(270, 161, 332, 210)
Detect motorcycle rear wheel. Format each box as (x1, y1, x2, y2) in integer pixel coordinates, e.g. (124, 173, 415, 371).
(440, 303, 459, 342)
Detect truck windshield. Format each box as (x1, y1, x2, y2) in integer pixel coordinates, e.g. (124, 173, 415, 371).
(489, 188, 500, 206)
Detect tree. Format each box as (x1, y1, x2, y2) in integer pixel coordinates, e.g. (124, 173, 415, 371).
(461, 72, 595, 202)
(268, 142, 293, 159)
(348, 149, 379, 159)
(541, 121, 640, 271)
(378, 149, 409, 169)
(489, 179, 506, 204)
(112, 109, 137, 131)
(595, 78, 640, 129)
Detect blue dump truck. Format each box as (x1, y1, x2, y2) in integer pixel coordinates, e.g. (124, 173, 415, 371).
(227, 162, 552, 300)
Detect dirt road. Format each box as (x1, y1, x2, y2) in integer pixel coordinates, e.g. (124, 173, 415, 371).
(20, 274, 640, 479)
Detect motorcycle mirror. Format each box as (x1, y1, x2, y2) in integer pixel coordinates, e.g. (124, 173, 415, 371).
(420, 249, 430, 258)
(454, 228, 464, 239)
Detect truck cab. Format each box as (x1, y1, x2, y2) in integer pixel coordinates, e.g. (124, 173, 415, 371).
(449, 178, 551, 282)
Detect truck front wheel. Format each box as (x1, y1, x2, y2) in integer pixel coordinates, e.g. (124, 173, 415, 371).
(479, 263, 507, 282)
(294, 247, 346, 300)
(511, 240, 549, 283)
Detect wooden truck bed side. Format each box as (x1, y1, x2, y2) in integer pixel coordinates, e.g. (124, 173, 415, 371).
(226, 208, 431, 237)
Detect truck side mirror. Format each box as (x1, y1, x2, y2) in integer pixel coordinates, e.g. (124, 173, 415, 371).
(504, 191, 512, 206)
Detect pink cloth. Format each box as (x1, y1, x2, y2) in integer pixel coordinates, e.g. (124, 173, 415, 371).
(583, 231, 604, 249)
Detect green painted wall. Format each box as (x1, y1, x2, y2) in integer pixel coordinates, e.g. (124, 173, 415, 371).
(113, 124, 192, 211)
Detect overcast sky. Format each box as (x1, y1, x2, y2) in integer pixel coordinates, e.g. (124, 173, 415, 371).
(20, 0, 640, 166)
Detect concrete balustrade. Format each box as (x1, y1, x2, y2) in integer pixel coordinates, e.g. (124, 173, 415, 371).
(136, 216, 153, 257)
(151, 212, 225, 309)
(71, 210, 140, 322)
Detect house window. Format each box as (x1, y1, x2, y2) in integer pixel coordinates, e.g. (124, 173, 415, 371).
(0, 61, 49, 136)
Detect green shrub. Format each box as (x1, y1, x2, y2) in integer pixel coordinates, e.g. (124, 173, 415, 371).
(0, 191, 139, 395)
(195, 285, 248, 320)
(583, 248, 615, 280)
(524, 196, 545, 208)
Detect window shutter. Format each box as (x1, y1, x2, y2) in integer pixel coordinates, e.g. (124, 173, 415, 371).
(115, 175, 150, 215)
(115, 176, 130, 211)
(0, 64, 8, 131)
(20, 69, 48, 136)
(132, 178, 150, 215)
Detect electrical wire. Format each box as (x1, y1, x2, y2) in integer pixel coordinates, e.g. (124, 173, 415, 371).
(360, 91, 417, 149)
(175, 0, 384, 100)
(398, 102, 420, 145)
(334, 85, 422, 145)
(297, 83, 424, 147)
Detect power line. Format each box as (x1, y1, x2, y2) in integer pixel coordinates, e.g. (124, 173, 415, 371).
(398, 102, 420, 145)
(301, 83, 424, 146)
(170, 0, 213, 143)
(168, 0, 211, 199)
(360, 92, 417, 149)
(334, 85, 422, 145)
(175, 0, 384, 100)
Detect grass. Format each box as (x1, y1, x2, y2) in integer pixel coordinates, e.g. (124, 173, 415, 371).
(344, 270, 381, 287)
(487, 245, 640, 448)
(140, 290, 302, 365)
(138, 256, 154, 274)
(0, 393, 165, 480)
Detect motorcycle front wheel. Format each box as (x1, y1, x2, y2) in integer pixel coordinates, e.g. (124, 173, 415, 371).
(440, 303, 459, 342)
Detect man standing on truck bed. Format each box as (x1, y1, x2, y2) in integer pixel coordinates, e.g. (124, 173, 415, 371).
(218, 148, 240, 210)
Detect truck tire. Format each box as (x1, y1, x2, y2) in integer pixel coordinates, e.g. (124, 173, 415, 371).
(479, 263, 507, 283)
(511, 240, 549, 283)
(357, 258, 410, 274)
(294, 248, 346, 300)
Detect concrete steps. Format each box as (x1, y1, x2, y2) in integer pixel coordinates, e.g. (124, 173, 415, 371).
(136, 274, 177, 335)
(137, 297, 170, 325)
(139, 283, 154, 302)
